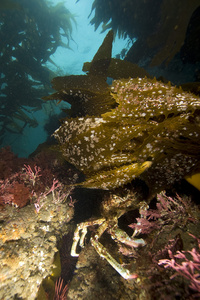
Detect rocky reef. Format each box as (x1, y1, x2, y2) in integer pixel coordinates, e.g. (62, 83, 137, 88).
(66, 192, 200, 300)
(0, 147, 78, 299)
(0, 194, 74, 300)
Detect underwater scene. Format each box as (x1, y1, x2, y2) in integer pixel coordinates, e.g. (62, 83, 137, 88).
(0, 0, 200, 299)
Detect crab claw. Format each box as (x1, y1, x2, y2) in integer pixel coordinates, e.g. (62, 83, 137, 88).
(91, 237, 138, 280)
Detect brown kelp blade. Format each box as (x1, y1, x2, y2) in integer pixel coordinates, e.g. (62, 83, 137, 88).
(89, 30, 113, 77)
(42, 30, 116, 117)
(83, 58, 152, 79)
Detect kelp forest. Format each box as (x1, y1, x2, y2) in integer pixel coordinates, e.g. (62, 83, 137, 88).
(0, 1, 200, 300)
(0, 0, 75, 147)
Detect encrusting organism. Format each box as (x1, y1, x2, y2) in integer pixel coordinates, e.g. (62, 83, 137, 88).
(44, 30, 200, 195)
(53, 76, 200, 195)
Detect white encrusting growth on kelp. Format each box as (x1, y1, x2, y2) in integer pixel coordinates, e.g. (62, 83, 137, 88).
(53, 77, 200, 192)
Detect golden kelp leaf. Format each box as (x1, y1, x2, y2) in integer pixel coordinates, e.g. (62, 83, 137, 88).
(83, 58, 151, 79)
(185, 173, 200, 191)
(43, 74, 116, 117)
(79, 161, 152, 189)
(53, 77, 200, 193)
(51, 74, 108, 94)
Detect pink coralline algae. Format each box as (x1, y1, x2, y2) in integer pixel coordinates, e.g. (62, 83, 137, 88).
(158, 234, 200, 295)
(0, 175, 31, 208)
(0, 147, 77, 210)
(54, 277, 68, 300)
(0, 164, 60, 209)
(128, 192, 196, 236)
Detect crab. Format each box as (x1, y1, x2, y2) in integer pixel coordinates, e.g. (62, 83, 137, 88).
(71, 191, 148, 279)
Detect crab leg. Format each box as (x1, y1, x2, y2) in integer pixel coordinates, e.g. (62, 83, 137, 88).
(109, 224, 146, 247)
(71, 225, 82, 257)
(71, 218, 105, 257)
(91, 237, 138, 280)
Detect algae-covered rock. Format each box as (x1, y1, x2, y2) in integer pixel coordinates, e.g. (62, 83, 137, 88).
(0, 194, 74, 300)
(53, 77, 200, 194)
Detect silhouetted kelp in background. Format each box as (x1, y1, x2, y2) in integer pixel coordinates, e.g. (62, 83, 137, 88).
(0, 0, 76, 145)
(78, 0, 200, 81)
